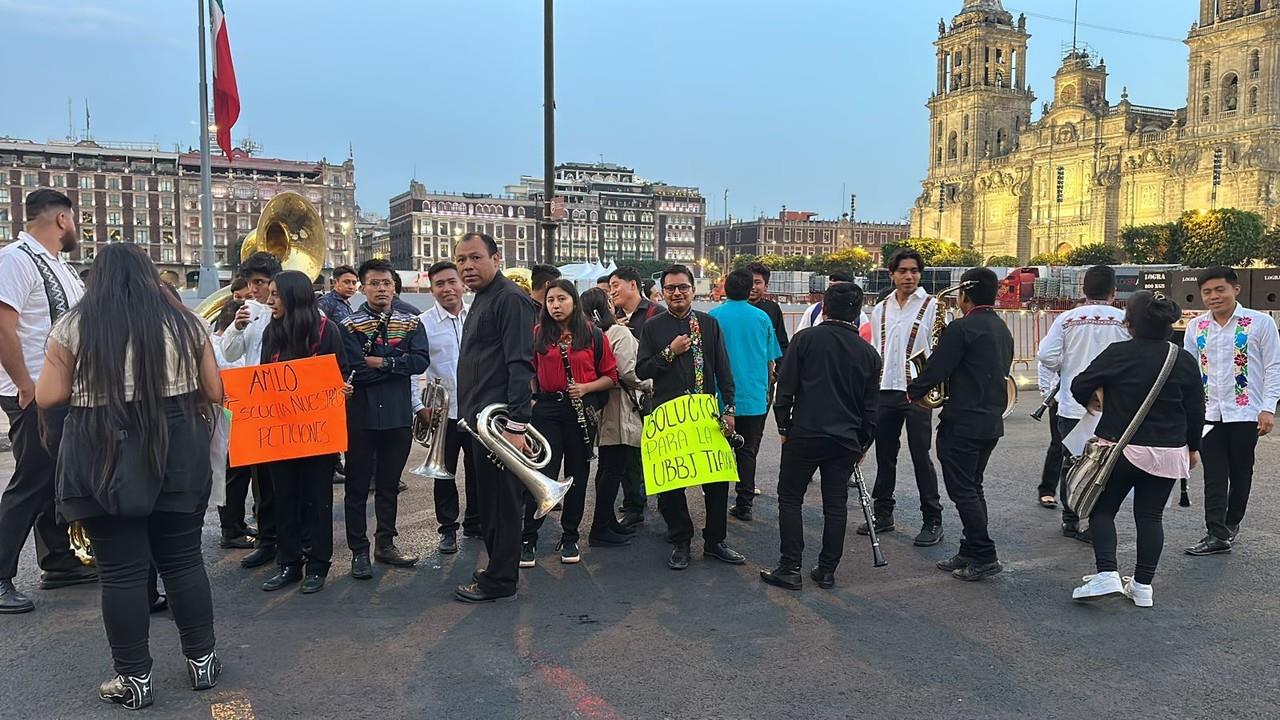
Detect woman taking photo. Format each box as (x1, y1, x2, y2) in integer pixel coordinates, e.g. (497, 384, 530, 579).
(521, 279, 618, 565)
(36, 244, 223, 710)
(1069, 291, 1205, 608)
(259, 270, 351, 595)
(579, 287, 649, 546)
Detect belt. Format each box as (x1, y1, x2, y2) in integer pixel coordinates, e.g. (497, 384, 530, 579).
(535, 392, 569, 402)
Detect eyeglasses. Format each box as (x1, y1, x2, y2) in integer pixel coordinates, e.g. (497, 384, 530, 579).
(364, 279, 394, 289)
(663, 284, 692, 293)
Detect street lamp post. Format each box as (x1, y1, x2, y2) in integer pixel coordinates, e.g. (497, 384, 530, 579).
(540, 0, 557, 265)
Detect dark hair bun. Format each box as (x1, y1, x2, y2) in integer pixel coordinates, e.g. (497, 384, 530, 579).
(1147, 296, 1181, 325)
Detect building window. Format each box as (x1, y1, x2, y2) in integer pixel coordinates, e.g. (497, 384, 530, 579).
(80, 176, 95, 189)
(108, 193, 121, 207)
(947, 132, 958, 160)
(1223, 73, 1239, 112)
(21, 172, 37, 186)
(1203, 62, 1212, 88)
(1250, 86, 1260, 114)
(136, 228, 150, 244)
(161, 247, 174, 262)
(134, 194, 148, 209)
(107, 211, 122, 226)
(0, 226, 9, 241)
(1250, 50, 1261, 78)
(0, 188, 7, 203)
(134, 213, 148, 226)
(82, 228, 94, 243)
(108, 229, 122, 243)
(52, 174, 67, 188)
(158, 179, 174, 192)
(1202, 95, 1211, 118)
(107, 177, 120, 190)
(237, 216, 251, 230)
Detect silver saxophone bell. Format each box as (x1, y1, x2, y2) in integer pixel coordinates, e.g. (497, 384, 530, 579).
(458, 403, 570, 519)
(410, 378, 455, 479)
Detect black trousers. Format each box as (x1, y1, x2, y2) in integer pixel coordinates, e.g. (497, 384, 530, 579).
(0, 398, 79, 578)
(1037, 403, 1063, 498)
(435, 419, 480, 535)
(474, 446, 525, 596)
(658, 481, 729, 546)
(936, 425, 999, 563)
(251, 465, 277, 550)
(1201, 421, 1258, 540)
(523, 401, 592, 545)
(268, 454, 335, 575)
(1088, 456, 1175, 585)
(592, 444, 634, 536)
(81, 511, 215, 677)
(619, 444, 646, 516)
(777, 437, 856, 572)
(1056, 416, 1081, 524)
(345, 427, 411, 553)
(872, 390, 942, 525)
(217, 464, 253, 538)
(732, 414, 769, 508)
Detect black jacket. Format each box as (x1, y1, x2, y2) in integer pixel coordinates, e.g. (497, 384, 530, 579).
(774, 321, 881, 453)
(751, 297, 790, 354)
(457, 272, 539, 427)
(625, 297, 662, 339)
(636, 309, 735, 409)
(341, 304, 430, 431)
(1071, 339, 1205, 450)
(906, 307, 1013, 440)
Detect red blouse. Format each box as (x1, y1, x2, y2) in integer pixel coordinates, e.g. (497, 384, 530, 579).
(533, 327, 619, 393)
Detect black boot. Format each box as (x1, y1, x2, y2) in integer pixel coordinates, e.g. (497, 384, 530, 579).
(186, 651, 222, 691)
(261, 565, 303, 591)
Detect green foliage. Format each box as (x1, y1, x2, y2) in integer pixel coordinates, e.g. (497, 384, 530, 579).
(1066, 243, 1119, 266)
(1028, 251, 1069, 265)
(1119, 223, 1182, 264)
(1178, 208, 1265, 267)
(882, 237, 982, 268)
(985, 255, 1021, 267)
(609, 259, 672, 280)
(729, 254, 759, 271)
(1262, 225, 1280, 267)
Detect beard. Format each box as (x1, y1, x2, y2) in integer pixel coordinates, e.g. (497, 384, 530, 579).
(59, 226, 79, 253)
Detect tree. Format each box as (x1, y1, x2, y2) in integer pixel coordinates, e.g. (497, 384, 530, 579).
(729, 253, 759, 271)
(781, 255, 807, 271)
(1028, 251, 1068, 265)
(1178, 208, 1266, 267)
(985, 254, 1021, 267)
(826, 247, 875, 275)
(1066, 242, 1119, 266)
(882, 237, 979, 267)
(1120, 222, 1181, 264)
(1262, 225, 1280, 267)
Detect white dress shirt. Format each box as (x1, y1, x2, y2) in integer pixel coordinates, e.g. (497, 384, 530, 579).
(1036, 302, 1129, 419)
(411, 302, 467, 419)
(1184, 303, 1280, 423)
(868, 287, 936, 392)
(0, 232, 85, 395)
(794, 300, 869, 334)
(215, 299, 271, 366)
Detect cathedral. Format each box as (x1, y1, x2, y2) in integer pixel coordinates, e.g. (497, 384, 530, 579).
(910, 0, 1280, 261)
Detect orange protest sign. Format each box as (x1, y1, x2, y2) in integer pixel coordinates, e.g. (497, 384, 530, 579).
(220, 354, 347, 467)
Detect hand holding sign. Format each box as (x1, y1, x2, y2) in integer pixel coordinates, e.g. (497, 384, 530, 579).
(641, 394, 738, 495)
(220, 354, 348, 467)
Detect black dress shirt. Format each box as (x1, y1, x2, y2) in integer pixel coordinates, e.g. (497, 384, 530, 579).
(457, 272, 539, 428)
(625, 297, 662, 339)
(751, 297, 790, 354)
(774, 321, 881, 453)
(905, 307, 1013, 440)
(1071, 338, 1205, 450)
(341, 304, 430, 431)
(636, 309, 735, 409)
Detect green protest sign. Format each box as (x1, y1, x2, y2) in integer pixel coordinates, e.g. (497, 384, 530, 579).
(641, 394, 738, 495)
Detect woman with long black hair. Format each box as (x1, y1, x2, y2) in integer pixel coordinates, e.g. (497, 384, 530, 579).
(36, 243, 224, 710)
(258, 270, 351, 595)
(520, 279, 618, 566)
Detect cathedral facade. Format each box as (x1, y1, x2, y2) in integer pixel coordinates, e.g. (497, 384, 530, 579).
(910, 0, 1280, 261)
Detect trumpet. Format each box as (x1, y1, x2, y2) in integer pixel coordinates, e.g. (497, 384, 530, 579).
(458, 403, 571, 519)
(410, 378, 454, 479)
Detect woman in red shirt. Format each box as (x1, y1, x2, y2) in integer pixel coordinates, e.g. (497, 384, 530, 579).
(521, 279, 619, 566)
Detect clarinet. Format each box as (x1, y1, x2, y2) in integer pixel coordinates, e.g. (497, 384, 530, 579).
(1031, 382, 1060, 421)
(850, 461, 888, 567)
(558, 342, 594, 453)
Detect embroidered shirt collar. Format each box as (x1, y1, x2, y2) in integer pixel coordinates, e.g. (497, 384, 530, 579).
(18, 231, 57, 260)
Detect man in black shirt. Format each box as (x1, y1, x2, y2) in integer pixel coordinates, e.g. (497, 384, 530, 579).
(637, 265, 745, 571)
(341, 259, 431, 579)
(906, 267, 1013, 581)
(761, 282, 881, 591)
(609, 266, 661, 339)
(453, 233, 539, 603)
(747, 262, 790, 355)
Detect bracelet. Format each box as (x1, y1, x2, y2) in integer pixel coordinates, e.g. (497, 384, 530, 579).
(660, 348, 675, 363)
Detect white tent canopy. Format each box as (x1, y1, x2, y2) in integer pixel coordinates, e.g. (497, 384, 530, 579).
(558, 260, 617, 293)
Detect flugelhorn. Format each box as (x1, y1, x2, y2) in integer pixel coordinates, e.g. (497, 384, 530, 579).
(458, 403, 570, 519)
(410, 378, 454, 479)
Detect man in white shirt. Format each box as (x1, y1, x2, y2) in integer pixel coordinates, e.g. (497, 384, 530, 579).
(794, 272, 870, 334)
(1183, 266, 1280, 556)
(858, 249, 945, 547)
(411, 261, 478, 554)
(0, 189, 96, 613)
(1035, 265, 1129, 541)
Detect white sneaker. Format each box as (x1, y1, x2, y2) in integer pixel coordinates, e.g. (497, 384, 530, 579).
(1073, 571, 1125, 602)
(1123, 577, 1154, 608)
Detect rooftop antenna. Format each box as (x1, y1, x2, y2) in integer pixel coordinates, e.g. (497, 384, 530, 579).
(66, 97, 75, 141)
(1072, 0, 1079, 52)
(83, 99, 91, 140)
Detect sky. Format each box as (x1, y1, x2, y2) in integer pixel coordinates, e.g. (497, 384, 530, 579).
(1, 0, 1195, 224)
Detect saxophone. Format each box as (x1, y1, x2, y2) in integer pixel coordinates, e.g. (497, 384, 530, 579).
(906, 281, 973, 409)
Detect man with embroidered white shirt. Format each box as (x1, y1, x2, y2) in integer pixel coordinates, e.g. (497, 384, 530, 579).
(794, 271, 872, 336)
(411, 260, 479, 554)
(0, 189, 96, 614)
(1183, 266, 1280, 556)
(1035, 265, 1129, 541)
(858, 248, 945, 547)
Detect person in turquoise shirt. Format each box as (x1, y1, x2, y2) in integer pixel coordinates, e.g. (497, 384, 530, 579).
(710, 269, 783, 521)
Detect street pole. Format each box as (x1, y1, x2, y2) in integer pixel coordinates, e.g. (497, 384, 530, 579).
(540, 0, 557, 266)
(196, 0, 218, 297)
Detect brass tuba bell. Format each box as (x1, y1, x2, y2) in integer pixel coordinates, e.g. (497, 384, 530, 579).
(458, 403, 570, 519)
(410, 378, 455, 479)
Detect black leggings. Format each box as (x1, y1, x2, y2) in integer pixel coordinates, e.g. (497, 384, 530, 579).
(1088, 456, 1176, 585)
(81, 510, 215, 676)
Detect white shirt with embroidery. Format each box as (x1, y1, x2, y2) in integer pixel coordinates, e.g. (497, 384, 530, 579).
(1036, 302, 1129, 420)
(1184, 303, 1280, 423)
(0, 232, 85, 395)
(868, 287, 936, 392)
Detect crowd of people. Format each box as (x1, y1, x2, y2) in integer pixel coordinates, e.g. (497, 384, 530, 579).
(0, 188, 1273, 710)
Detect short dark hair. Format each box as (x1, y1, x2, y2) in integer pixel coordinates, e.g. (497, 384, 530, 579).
(23, 188, 72, 222)
(888, 248, 925, 273)
(1082, 264, 1116, 301)
(1125, 290, 1182, 340)
(609, 267, 642, 288)
(357, 258, 396, 282)
(229, 276, 248, 293)
(331, 264, 357, 282)
(596, 275, 612, 285)
(427, 260, 459, 280)
(960, 266, 999, 306)
(829, 271, 855, 283)
(239, 252, 282, 280)
(1197, 265, 1239, 287)
(531, 264, 562, 292)
(724, 269, 753, 301)
(824, 282, 864, 322)
(746, 262, 771, 283)
(459, 232, 498, 256)
(661, 264, 695, 287)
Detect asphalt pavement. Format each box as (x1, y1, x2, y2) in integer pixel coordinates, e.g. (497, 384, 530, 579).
(1, 398, 1278, 719)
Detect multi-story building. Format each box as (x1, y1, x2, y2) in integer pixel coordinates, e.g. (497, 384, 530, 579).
(0, 136, 356, 281)
(387, 180, 539, 272)
(911, 0, 1280, 261)
(354, 209, 390, 262)
(703, 210, 911, 267)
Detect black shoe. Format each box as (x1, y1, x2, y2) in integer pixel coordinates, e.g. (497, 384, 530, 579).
(1228, 524, 1240, 542)
(519, 542, 536, 568)
(936, 554, 973, 572)
(588, 529, 632, 547)
(0, 579, 34, 614)
(619, 512, 645, 528)
(913, 524, 944, 547)
(809, 567, 835, 589)
(1062, 521, 1079, 538)
(856, 516, 894, 536)
(728, 505, 753, 522)
(150, 594, 168, 614)
(351, 552, 373, 580)
(759, 567, 802, 590)
(237, 523, 258, 538)
(300, 573, 326, 594)
(613, 523, 637, 536)
(462, 527, 483, 539)
(439, 531, 459, 555)
(240, 545, 277, 569)
(1185, 535, 1233, 556)
(220, 534, 255, 550)
(1075, 527, 1093, 545)
(558, 540, 581, 564)
(952, 559, 1003, 581)
(186, 651, 221, 691)
(669, 543, 691, 570)
(261, 565, 303, 591)
(38, 566, 98, 590)
(704, 542, 746, 565)
(374, 544, 419, 567)
(398, 480, 409, 493)
(472, 568, 486, 584)
(99, 673, 153, 710)
(454, 582, 517, 603)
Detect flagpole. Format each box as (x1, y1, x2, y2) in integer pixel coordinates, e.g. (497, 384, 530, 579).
(196, 0, 218, 297)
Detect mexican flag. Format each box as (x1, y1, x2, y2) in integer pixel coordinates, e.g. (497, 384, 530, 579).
(210, 0, 240, 159)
